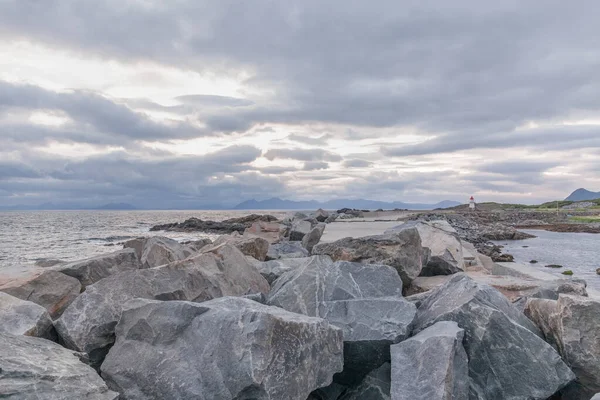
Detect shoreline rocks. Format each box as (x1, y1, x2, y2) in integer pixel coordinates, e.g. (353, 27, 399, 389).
(149, 214, 278, 234)
(0, 292, 56, 340)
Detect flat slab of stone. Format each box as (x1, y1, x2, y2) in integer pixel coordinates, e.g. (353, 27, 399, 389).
(0, 332, 118, 399)
(101, 297, 343, 400)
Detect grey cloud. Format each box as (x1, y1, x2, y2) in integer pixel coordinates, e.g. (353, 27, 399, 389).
(343, 159, 373, 168)
(287, 133, 332, 145)
(0, 161, 41, 180)
(303, 161, 329, 171)
(264, 148, 342, 162)
(176, 95, 254, 107)
(258, 166, 299, 174)
(479, 160, 559, 175)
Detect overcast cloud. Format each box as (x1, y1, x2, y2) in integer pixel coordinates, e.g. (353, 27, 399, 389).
(1, 0, 599, 207)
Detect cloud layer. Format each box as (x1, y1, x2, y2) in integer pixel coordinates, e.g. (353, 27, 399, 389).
(1, 0, 600, 207)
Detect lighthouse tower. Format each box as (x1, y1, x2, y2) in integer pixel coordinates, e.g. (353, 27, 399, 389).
(469, 196, 476, 210)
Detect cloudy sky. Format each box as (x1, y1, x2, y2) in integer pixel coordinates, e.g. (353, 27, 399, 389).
(1, 0, 599, 208)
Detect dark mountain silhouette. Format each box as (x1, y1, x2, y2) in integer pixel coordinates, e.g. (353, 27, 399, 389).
(565, 188, 600, 202)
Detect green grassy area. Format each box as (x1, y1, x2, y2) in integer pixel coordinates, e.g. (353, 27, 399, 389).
(569, 216, 600, 223)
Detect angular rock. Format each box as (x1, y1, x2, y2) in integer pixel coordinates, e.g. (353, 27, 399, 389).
(101, 297, 343, 400)
(212, 233, 269, 261)
(267, 241, 310, 260)
(0, 292, 55, 340)
(339, 363, 390, 400)
(0, 332, 118, 399)
(390, 321, 468, 400)
(386, 220, 464, 276)
(125, 236, 193, 268)
(312, 228, 426, 286)
(512, 278, 588, 310)
(290, 219, 312, 241)
(414, 274, 574, 400)
(302, 223, 326, 253)
(267, 259, 415, 384)
(313, 208, 330, 223)
(247, 255, 333, 285)
(525, 295, 600, 398)
(54, 248, 141, 288)
(182, 238, 213, 252)
(0, 269, 81, 319)
(55, 244, 269, 367)
(245, 221, 285, 244)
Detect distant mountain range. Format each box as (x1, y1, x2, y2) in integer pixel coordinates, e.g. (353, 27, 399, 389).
(233, 198, 462, 211)
(565, 188, 600, 202)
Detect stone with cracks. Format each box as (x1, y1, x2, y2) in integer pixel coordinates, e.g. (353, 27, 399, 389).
(267, 259, 415, 385)
(339, 363, 391, 400)
(312, 228, 426, 286)
(302, 223, 326, 253)
(525, 295, 600, 399)
(247, 255, 333, 285)
(0, 269, 81, 319)
(413, 274, 574, 400)
(125, 236, 194, 268)
(390, 321, 468, 400)
(0, 331, 118, 399)
(244, 221, 285, 244)
(101, 297, 343, 400)
(267, 241, 310, 260)
(313, 208, 330, 223)
(54, 248, 141, 288)
(212, 232, 270, 261)
(290, 219, 312, 241)
(386, 220, 464, 276)
(55, 244, 269, 367)
(0, 292, 55, 340)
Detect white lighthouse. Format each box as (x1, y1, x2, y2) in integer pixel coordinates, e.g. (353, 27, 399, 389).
(469, 196, 476, 210)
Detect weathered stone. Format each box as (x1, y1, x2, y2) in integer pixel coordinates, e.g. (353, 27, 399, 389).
(290, 219, 312, 241)
(512, 278, 588, 310)
(414, 274, 574, 400)
(125, 236, 193, 268)
(244, 221, 285, 243)
(54, 248, 141, 288)
(182, 238, 213, 252)
(267, 259, 414, 384)
(0, 332, 118, 399)
(0, 269, 81, 319)
(591, 394, 600, 400)
(525, 295, 600, 398)
(55, 244, 269, 367)
(0, 292, 55, 340)
(312, 228, 426, 286)
(247, 255, 333, 285)
(386, 220, 464, 276)
(267, 241, 310, 260)
(101, 297, 343, 400)
(313, 208, 330, 222)
(390, 321, 468, 400)
(339, 363, 390, 400)
(302, 223, 326, 253)
(212, 233, 270, 261)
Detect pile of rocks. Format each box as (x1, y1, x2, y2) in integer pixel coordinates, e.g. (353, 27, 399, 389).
(150, 214, 278, 234)
(1, 217, 598, 399)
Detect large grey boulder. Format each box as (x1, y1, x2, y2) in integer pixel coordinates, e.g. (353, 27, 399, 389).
(0, 292, 55, 340)
(54, 248, 141, 288)
(290, 219, 313, 241)
(124, 236, 193, 268)
(101, 297, 343, 400)
(212, 232, 270, 261)
(267, 259, 415, 384)
(247, 255, 333, 285)
(312, 228, 427, 286)
(267, 241, 310, 260)
(390, 321, 468, 400)
(413, 274, 574, 400)
(339, 363, 391, 400)
(313, 208, 330, 222)
(302, 223, 326, 253)
(55, 244, 270, 367)
(0, 332, 118, 399)
(386, 220, 464, 276)
(0, 269, 81, 319)
(525, 295, 600, 398)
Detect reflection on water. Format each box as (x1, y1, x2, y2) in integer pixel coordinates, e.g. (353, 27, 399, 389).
(495, 229, 600, 290)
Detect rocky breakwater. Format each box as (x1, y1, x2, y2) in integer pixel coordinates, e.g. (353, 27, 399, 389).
(1, 214, 593, 399)
(411, 212, 536, 262)
(150, 214, 279, 234)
